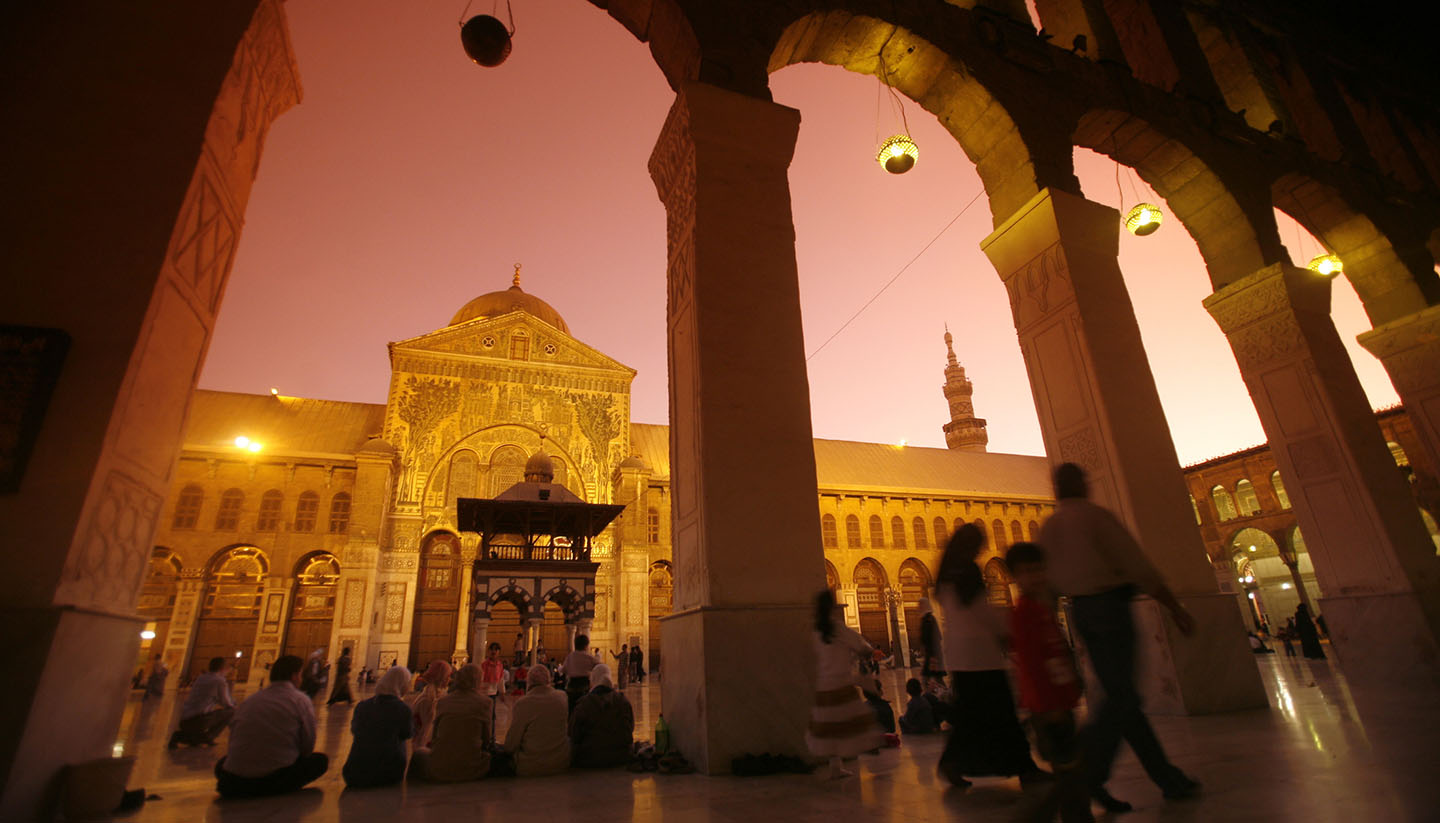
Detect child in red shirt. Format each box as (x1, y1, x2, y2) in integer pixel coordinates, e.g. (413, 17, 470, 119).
(1007, 542, 1091, 822)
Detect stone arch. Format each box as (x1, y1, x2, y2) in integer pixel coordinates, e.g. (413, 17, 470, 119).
(582, 0, 700, 92)
(767, 10, 1045, 224)
(284, 551, 340, 658)
(1272, 172, 1437, 324)
(538, 582, 582, 618)
(851, 557, 890, 649)
(982, 556, 1012, 606)
(1074, 108, 1276, 287)
(193, 545, 268, 682)
(898, 557, 933, 646)
(647, 561, 674, 670)
(824, 559, 840, 591)
(410, 531, 462, 670)
(136, 548, 182, 673)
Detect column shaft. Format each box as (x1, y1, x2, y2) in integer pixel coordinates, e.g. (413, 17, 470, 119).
(1358, 304, 1440, 514)
(982, 188, 1265, 713)
(1205, 264, 1440, 690)
(649, 81, 825, 771)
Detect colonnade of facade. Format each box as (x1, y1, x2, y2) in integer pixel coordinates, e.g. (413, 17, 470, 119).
(6, 1, 1440, 814)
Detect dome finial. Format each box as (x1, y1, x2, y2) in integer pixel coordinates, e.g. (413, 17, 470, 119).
(513, 262, 522, 288)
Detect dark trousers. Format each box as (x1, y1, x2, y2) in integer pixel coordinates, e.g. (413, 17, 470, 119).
(215, 753, 329, 799)
(1070, 587, 1185, 793)
(174, 707, 233, 745)
(1030, 713, 1093, 822)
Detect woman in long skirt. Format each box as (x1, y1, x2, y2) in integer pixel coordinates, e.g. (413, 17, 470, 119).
(806, 590, 883, 779)
(1294, 603, 1326, 660)
(935, 524, 1044, 788)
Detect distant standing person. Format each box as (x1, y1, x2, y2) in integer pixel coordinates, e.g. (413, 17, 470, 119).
(513, 632, 527, 667)
(327, 647, 355, 705)
(215, 655, 329, 798)
(629, 644, 644, 683)
(169, 657, 236, 748)
(144, 654, 168, 699)
(934, 524, 1044, 788)
(918, 598, 943, 686)
(1294, 603, 1326, 660)
(609, 645, 630, 688)
(562, 635, 597, 713)
(1038, 463, 1200, 812)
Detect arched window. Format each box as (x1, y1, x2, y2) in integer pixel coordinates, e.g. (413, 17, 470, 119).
(256, 490, 283, 531)
(328, 492, 351, 534)
(1387, 441, 1410, 467)
(891, 516, 907, 549)
(213, 488, 243, 531)
(172, 485, 203, 529)
(294, 491, 320, 532)
(1188, 494, 1201, 525)
(1010, 520, 1023, 545)
(447, 449, 479, 510)
(845, 514, 862, 548)
(953, 518, 965, 537)
(647, 508, 660, 544)
(973, 519, 986, 541)
(1235, 479, 1261, 516)
(821, 514, 838, 548)
(869, 515, 885, 549)
(911, 517, 928, 549)
(933, 516, 948, 548)
(489, 445, 527, 497)
(824, 560, 839, 591)
(1211, 485, 1237, 521)
(1270, 471, 1290, 510)
(1027, 520, 1040, 540)
(983, 558, 1012, 607)
(991, 519, 1008, 550)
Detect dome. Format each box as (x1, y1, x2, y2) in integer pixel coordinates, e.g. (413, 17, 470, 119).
(524, 450, 555, 483)
(618, 454, 647, 471)
(449, 270, 569, 333)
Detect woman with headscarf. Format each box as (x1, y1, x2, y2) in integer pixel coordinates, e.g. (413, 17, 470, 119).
(805, 589, 882, 780)
(342, 666, 413, 788)
(568, 663, 634, 768)
(1294, 603, 1326, 660)
(409, 663, 492, 782)
(502, 663, 571, 776)
(935, 523, 1045, 788)
(407, 660, 451, 749)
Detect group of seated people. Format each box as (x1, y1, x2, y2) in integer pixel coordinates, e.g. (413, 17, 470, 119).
(209, 634, 636, 798)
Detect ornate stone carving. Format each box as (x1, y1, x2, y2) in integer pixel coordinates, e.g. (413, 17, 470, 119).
(341, 579, 366, 628)
(57, 470, 162, 611)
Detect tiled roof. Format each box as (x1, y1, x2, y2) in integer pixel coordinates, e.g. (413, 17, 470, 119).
(629, 423, 1051, 500)
(183, 390, 386, 458)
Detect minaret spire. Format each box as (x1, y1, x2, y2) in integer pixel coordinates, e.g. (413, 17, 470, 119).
(513, 262, 522, 288)
(941, 327, 988, 452)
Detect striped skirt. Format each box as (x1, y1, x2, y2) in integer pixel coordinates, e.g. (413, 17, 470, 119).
(805, 684, 882, 759)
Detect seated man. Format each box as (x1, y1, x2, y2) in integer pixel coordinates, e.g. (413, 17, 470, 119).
(897, 677, 937, 735)
(215, 655, 328, 798)
(170, 657, 236, 748)
(502, 665, 571, 776)
(569, 664, 634, 768)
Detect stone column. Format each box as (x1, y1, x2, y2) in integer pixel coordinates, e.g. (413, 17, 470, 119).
(1205, 263, 1440, 691)
(525, 618, 541, 667)
(565, 622, 578, 652)
(1358, 304, 1440, 495)
(649, 81, 825, 771)
(250, 577, 293, 690)
(162, 570, 205, 678)
(470, 617, 490, 666)
(454, 540, 478, 665)
(981, 187, 1265, 714)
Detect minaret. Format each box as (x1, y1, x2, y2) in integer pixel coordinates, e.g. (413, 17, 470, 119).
(941, 327, 988, 452)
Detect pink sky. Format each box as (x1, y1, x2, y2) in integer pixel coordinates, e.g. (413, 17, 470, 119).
(200, 1, 1398, 466)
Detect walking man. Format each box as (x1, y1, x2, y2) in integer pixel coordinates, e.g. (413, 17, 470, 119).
(1038, 463, 1201, 811)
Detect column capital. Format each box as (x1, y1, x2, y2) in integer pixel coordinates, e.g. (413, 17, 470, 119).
(1356, 303, 1440, 391)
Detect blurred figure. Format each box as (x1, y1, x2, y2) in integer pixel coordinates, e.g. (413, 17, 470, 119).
(342, 665, 412, 788)
(1295, 604, 1326, 660)
(568, 663, 634, 768)
(169, 656, 234, 748)
(409, 664, 492, 782)
(502, 664, 571, 776)
(144, 654, 168, 700)
(327, 647, 354, 705)
(804, 590, 882, 780)
(407, 660, 452, 749)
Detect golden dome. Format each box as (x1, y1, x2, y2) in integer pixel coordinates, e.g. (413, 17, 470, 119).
(449, 265, 569, 333)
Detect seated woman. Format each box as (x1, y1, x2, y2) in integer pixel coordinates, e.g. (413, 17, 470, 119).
(342, 666, 413, 788)
(409, 664, 492, 782)
(568, 664, 634, 768)
(407, 660, 451, 750)
(502, 665, 571, 776)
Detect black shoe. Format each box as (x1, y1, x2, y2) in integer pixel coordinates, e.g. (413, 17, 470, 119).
(1092, 788, 1132, 813)
(1162, 775, 1202, 800)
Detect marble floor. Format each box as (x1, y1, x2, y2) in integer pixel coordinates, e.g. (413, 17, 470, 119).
(106, 654, 1439, 822)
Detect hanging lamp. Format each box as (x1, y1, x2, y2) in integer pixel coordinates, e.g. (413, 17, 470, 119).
(874, 49, 918, 175)
(1307, 253, 1343, 277)
(1124, 203, 1164, 236)
(460, 0, 515, 67)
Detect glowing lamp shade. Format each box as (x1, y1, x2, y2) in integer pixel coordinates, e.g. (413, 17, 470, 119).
(876, 135, 918, 174)
(1124, 203, 1164, 236)
(1307, 253, 1343, 277)
(461, 15, 512, 67)
(140, 630, 156, 640)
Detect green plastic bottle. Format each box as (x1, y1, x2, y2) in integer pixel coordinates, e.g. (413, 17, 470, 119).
(654, 713, 671, 754)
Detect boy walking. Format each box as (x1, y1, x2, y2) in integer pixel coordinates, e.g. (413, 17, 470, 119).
(1007, 542, 1091, 822)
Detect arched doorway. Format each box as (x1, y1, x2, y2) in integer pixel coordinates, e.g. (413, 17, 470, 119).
(982, 557, 1012, 607)
(898, 558, 932, 651)
(410, 531, 461, 670)
(648, 562, 673, 673)
(284, 552, 340, 658)
(824, 559, 839, 592)
(852, 558, 889, 650)
(192, 546, 267, 683)
(539, 600, 569, 659)
(488, 597, 523, 662)
(136, 548, 181, 673)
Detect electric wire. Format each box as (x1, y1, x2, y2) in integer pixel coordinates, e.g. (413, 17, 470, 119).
(806, 187, 986, 362)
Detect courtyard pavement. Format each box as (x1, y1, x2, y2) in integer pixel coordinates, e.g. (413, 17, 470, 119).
(104, 653, 1438, 822)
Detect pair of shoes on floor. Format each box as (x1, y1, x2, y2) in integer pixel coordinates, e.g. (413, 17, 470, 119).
(1162, 774, 1202, 801)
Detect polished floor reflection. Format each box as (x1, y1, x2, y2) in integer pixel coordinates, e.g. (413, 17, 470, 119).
(109, 654, 1438, 822)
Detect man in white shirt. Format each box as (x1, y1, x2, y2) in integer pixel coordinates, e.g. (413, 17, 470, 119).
(214, 655, 329, 798)
(169, 657, 235, 748)
(1038, 462, 1200, 812)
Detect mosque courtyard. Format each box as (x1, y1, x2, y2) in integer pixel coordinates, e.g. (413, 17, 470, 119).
(107, 654, 1435, 823)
